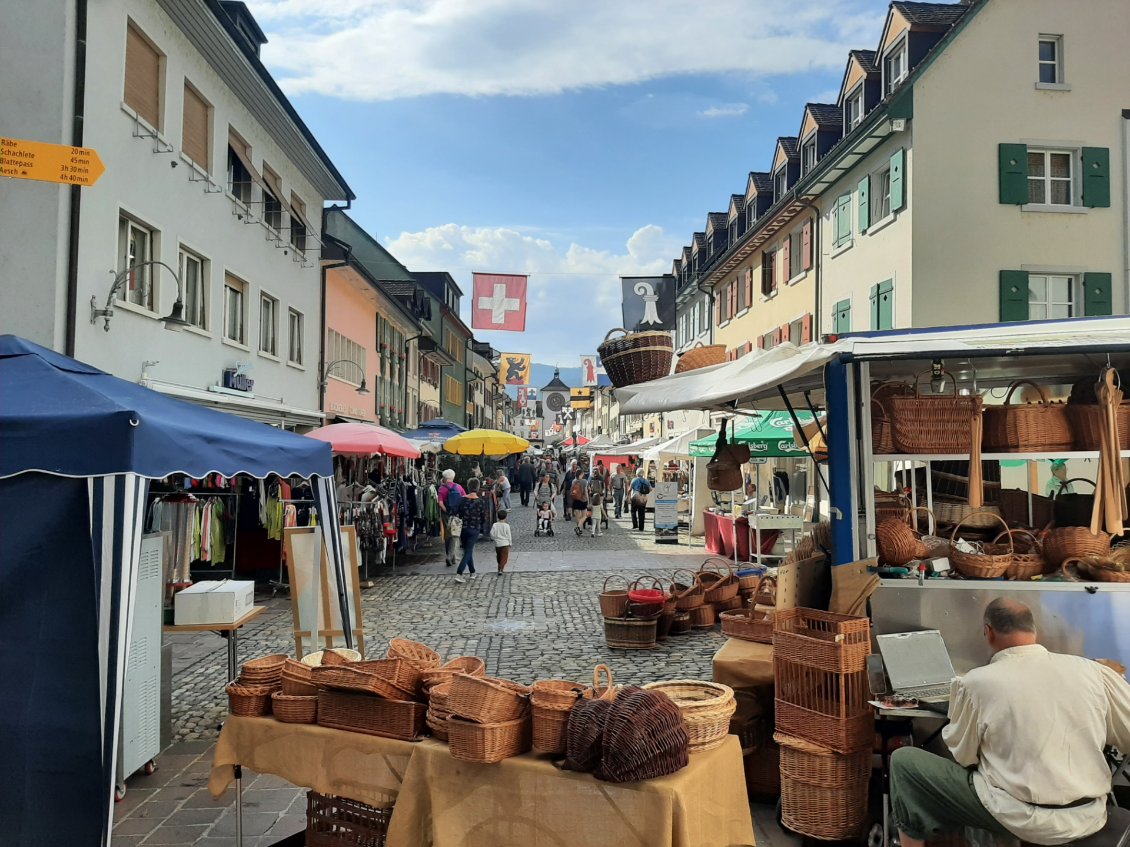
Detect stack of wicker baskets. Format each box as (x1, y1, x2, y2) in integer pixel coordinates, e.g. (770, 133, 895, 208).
(446, 674, 532, 763)
(227, 654, 288, 717)
(601, 576, 667, 649)
(530, 678, 585, 755)
(773, 608, 872, 841)
(641, 680, 735, 753)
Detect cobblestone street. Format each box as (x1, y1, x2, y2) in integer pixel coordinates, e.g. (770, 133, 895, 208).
(114, 503, 792, 846)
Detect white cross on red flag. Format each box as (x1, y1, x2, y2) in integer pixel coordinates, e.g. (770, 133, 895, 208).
(471, 273, 528, 332)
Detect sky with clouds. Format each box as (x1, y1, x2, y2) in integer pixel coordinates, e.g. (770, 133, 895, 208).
(247, 0, 888, 366)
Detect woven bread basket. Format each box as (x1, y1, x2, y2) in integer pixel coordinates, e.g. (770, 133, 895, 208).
(675, 343, 726, 374)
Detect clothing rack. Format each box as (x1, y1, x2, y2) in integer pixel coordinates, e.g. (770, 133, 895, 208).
(150, 488, 242, 585)
(270, 498, 317, 595)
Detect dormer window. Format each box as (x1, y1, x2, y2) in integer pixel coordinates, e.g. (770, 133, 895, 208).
(801, 137, 817, 176)
(884, 39, 908, 95)
(774, 168, 788, 200)
(746, 203, 756, 229)
(845, 85, 864, 130)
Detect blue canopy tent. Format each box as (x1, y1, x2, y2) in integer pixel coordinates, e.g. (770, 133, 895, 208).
(0, 336, 353, 847)
(399, 418, 467, 442)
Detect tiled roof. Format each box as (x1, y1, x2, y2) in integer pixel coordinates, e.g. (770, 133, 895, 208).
(692, 231, 707, 248)
(776, 136, 799, 158)
(893, 1, 968, 27)
(382, 281, 417, 296)
(806, 103, 843, 128)
(747, 172, 773, 194)
(706, 212, 729, 229)
(851, 49, 879, 74)
(729, 193, 746, 211)
(681, 246, 693, 260)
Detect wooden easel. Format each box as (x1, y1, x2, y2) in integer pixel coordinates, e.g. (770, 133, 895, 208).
(283, 526, 366, 658)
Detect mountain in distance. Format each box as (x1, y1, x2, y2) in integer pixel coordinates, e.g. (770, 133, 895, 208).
(530, 363, 582, 388)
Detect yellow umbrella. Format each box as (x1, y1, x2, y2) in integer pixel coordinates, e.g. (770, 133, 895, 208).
(443, 428, 530, 456)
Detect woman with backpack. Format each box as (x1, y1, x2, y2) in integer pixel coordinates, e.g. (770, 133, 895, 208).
(569, 469, 590, 536)
(454, 478, 487, 583)
(630, 468, 652, 532)
(438, 469, 466, 567)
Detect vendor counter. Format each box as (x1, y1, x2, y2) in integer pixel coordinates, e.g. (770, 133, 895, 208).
(209, 717, 755, 847)
(712, 638, 774, 690)
(702, 511, 781, 562)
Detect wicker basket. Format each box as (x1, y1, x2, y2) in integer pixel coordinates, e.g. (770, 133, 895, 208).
(773, 608, 871, 675)
(531, 703, 574, 755)
(281, 658, 318, 696)
(316, 690, 426, 740)
(713, 595, 743, 613)
(675, 342, 726, 374)
(306, 791, 392, 847)
(699, 558, 739, 604)
(1067, 404, 1130, 451)
(983, 381, 1073, 452)
(642, 680, 735, 752)
(994, 529, 1049, 579)
(876, 509, 929, 566)
(933, 501, 1002, 529)
(689, 603, 717, 629)
(735, 567, 764, 592)
(227, 682, 273, 717)
(604, 615, 658, 648)
(950, 512, 1015, 578)
(386, 638, 441, 671)
(300, 649, 362, 667)
(1070, 557, 1130, 583)
(448, 674, 531, 723)
(599, 328, 674, 388)
(871, 382, 914, 455)
(999, 489, 1055, 530)
(352, 658, 421, 694)
(627, 576, 668, 617)
(671, 569, 705, 610)
(531, 679, 585, 710)
(311, 664, 416, 702)
(721, 601, 775, 643)
(670, 611, 692, 634)
(1044, 527, 1112, 568)
(595, 687, 690, 783)
(426, 681, 452, 741)
(598, 575, 630, 618)
(874, 491, 911, 524)
(888, 371, 983, 454)
(239, 654, 287, 687)
(777, 733, 870, 841)
(271, 692, 318, 724)
(448, 714, 531, 763)
(775, 657, 872, 754)
(419, 656, 486, 691)
(582, 664, 617, 701)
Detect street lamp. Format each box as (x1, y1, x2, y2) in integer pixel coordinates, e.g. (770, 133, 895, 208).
(90, 260, 192, 332)
(320, 359, 370, 395)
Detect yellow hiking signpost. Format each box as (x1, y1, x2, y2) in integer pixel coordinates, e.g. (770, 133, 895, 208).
(0, 136, 105, 187)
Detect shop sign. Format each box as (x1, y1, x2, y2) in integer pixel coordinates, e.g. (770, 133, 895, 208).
(222, 367, 254, 393)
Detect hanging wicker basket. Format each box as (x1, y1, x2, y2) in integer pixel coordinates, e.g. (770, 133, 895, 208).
(983, 380, 1074, 453)
(871, 382, 914, 455)
(888, 371, 983, 454)
(675, 342, 726, 374)
(598, 328, 673, 388)
(1044, 527, 1112, 568)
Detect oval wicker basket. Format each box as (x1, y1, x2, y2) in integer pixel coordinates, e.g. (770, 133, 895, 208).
(300, 649, 362, 667)
(698, 559, 739, 604)
(386, 638, 442, 670)
(675, 343, 726, 374)
(888, 371, 984, 454)
(983, 380, 1074, 452)
(993, 529, 1048, 579)
(598, 328, 674, 388)
(671, 569, 705, 610)
(950, 512, 1014, 578)
(447, 674, 531, 723)
(448, 714, 531, 763)
(642, 680, 736, 752)
(420, 656, 486, 691)
(227, 682, 273, 717)
(281, 659, 318, 696)
(1044, 527, 1112, 568)
(876, 511, 928, 566)
(604, 615, 658, 649)
(271, 692, 317, 724)
(598, 575, 630, 618)
(530, 679, 585, 710)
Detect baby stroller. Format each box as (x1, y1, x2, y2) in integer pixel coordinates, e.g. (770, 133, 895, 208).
(534, 502, 556, 537)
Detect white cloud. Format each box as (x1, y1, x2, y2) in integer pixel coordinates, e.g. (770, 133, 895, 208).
(699, 103, 749, 119)
(384, 223, 680, 363)
(245, 0, 885, 100)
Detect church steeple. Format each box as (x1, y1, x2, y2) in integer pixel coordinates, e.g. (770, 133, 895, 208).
(542, 367, 569, 391)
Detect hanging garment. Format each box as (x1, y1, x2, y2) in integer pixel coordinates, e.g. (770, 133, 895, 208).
(211, 498, 227, 565)
(284, 503, 298, 528)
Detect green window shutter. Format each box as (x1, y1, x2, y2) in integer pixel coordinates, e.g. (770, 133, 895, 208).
(889, 148, 906, 212)
(833, 299, 851, 333)
(999, 270, 1030, 322)
(1083, 272, 1113, 316)
(1081, 148, 1111, 208)
(858, 176, 870, 232)
(869, 284, 879, 330)
(998, 143, 1029, 204)
(877, 280, 894, 331)
(835, 195, 851, 245)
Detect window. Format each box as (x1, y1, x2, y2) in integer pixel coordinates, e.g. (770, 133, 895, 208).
(117, 215, 155, 310)
(445, 374, 464, 408)
(884, 40, 907, 95)
(789, 319, 804, 346)
(124, 23, 162, 129)
(1027, 149, 1073, 205)
(801, 137, 817, 175)
(845, 85, 864, 130)
(444, 328, 464, 363)
(1038, 36, 1062, 84)
(1028, 274, 1074, 320)
(327, 329, 365, 385)
(289, 194, 307, 253)
(788, 229, 804, 279)
(774, 168, 788, 200)
(699, 299, 709, 333)
(181, 83, 210, 169)
(261, 165, 283, 232)
(746, 202, 757, 230)
(259, 293, 278, 356)
(761, 250, 776, 297)
(736, 274, 748, 313)
(833, 193, 852, 248)
(288, 308, 303, 365)
(223, 275, 246, 344)
(872, 166, 892, 222)
(178, 248, 207, 329)
(227, 133, 253, 204)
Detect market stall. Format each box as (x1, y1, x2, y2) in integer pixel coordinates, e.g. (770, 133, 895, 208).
(0, 336, 353, 847)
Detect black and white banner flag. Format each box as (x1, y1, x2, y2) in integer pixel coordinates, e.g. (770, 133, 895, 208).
(620, 275, 675, 332)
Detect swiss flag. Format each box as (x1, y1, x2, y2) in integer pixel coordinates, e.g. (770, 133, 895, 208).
(472, 273, 528, 332)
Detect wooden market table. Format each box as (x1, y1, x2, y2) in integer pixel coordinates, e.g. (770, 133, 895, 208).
(209, 716, 756, 847)
(164, 605, 267, 683)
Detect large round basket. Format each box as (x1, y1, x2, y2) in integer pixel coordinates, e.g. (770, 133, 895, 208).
(698, 559, 739, 604)
(386, 638, 442, 670)
(949, 512, 1014, 579)
(994, 529, 1048, 579)
(642, 680, 736, 752)
(447, 674, 530, 723)
(876, 507, 931, 566)
(598, 328, 674, 388)
(671, 569, 705, 610)
(776, 732, 870, 841)
(448, 714, 532, 763)
(603, 616, 658, 649)
(1044, 527, 1112, 568)
(983, 380, 1073, 452)
(675, 343, 726, 374)
(598, 575, 630, 618)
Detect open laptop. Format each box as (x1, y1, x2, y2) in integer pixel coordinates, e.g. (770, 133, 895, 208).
(876, 630, 957, 703)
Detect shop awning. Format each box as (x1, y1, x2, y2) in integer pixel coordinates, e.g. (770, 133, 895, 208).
(642, 427, 711, 462)
(689, 411, 816, 458)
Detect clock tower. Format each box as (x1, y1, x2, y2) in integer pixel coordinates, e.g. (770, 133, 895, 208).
(541, 367, 571, 439)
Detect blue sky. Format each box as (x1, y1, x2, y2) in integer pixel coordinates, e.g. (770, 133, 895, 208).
(247, 0, 888, 365)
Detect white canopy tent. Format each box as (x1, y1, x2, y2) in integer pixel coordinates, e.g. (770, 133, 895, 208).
(642, 427, 710, 462)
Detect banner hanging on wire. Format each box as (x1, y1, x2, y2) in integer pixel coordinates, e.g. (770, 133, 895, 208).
(472, 273, 528, 331)
(620, 275, 675, 332)
(498, 353, 532, 386)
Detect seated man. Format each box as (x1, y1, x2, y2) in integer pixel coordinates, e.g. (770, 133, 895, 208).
(891, 598, 1130, 847)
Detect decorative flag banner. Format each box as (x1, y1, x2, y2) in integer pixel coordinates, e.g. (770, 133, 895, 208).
(580, 355, 598, 386)
(524, 387, 538, 407)
(499, 353, 532, 386)
(621, 275, 675, 332)
(472, 273, 528, 331)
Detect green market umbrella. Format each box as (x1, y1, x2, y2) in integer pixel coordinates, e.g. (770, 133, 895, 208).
(689, 411, 816, 458)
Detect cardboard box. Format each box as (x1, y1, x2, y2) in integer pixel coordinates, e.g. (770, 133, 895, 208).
(174, 580, 255, 625)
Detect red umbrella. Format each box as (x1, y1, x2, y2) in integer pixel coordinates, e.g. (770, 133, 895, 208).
(305, 422, 421, 458)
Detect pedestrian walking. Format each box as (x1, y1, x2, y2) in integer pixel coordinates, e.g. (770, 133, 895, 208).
(629, 469, 651, 532)
(562, 463, 576, 520)
(438, 469, 466, 567)
(494, 468, 512, 511)
(611, 464, 627, 519)
(455, 478, 486, 582)
(587, 469, 606, 537)
(569, 469, 589, 536)
(490, 509, 512, 573)
(517, 458, 535, 506)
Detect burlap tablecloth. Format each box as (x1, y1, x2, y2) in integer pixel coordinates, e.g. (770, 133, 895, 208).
(712, 637, 775, 690)
(209, 718, 755, 847)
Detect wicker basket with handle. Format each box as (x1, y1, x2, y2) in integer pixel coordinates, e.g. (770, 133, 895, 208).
(983, 380, 1074, 452)
(1044, 527, 1112, 568)
(671, 569, 705, 610)
(994, 529, 1048, 579)
(642, 680, 735, 752)
(447, 674, 531, 723)
(1067, 403, 1130, 451)
(871, 382, 914, 455)
(720, 599, 775, 643)
(598, 328, 674, 388)
(598, 575, 630, 618)
(675, 342, 726, 374)
(949, 512, 1015, 578)
(888, 371, 983, 454)
(698, 558, 739, 604)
